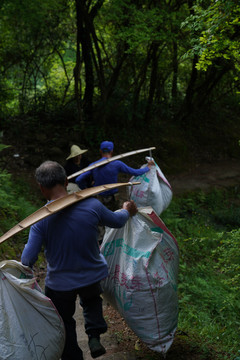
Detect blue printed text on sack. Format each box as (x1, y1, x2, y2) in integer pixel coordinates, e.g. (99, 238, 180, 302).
(103, 238, 151, 259)
(132, 173, 150, 183)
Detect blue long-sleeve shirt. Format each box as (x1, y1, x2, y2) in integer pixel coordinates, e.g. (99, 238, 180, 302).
(75, 158, 150, 196)
(21, 197, 130, 291)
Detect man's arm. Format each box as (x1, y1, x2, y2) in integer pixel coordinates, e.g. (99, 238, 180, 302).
(118, 160, 154, 176)
(75, 170, 92, 189)
(21, 224, 44, 267)
(98, 200, 138, 228)
(75, 158, 106, 188)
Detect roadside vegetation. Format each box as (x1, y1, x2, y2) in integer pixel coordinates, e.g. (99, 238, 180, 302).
(161, 187, 240, 360)
(0, 164, 239, 360)
(0, 161, 40, 260)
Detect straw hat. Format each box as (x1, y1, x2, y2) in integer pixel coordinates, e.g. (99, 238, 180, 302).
(66, 145, 88, 160)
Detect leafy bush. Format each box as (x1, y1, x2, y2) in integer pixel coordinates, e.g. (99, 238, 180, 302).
(161, 187, 240, 359)
(0, 167, 38, 260)
(212, 229, 240, 291)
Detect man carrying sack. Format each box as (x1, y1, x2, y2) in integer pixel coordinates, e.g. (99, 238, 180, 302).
(21, 160, 138, 359)
(75, 140, 155, 210)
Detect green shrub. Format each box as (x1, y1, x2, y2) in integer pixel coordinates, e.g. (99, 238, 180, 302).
(162, 187, 240, 358)
(0, 168, 38, 260)
(212, 229, 240, 291)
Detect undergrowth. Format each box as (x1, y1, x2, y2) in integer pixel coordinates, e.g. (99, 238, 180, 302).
(161, 187, 240, 360)
(0, 169, 40, 260)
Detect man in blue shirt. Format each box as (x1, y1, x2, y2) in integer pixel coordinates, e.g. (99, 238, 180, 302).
(75, 141, 154, 210)
(21, 160, 138, 360)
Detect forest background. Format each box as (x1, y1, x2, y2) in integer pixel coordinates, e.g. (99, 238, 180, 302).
(0, 0, 240, 169)
(0, 0, 240, 359)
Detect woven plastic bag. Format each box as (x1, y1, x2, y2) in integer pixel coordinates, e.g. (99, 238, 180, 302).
(0, 260, 65, 360)
(100, 207, 179, 355)
(129, 157, 172, 215)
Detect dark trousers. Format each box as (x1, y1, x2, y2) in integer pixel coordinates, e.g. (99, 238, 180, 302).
(45, 281, 107, 360)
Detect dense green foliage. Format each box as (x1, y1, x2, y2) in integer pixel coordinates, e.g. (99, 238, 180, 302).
(161, 188, 240, 359)
(1, 0, 240, 167)
(183, 0, 240, 73)
(0, 166, 39, 259)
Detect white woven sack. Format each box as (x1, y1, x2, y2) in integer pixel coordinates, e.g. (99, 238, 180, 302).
(100, 207, 179, 355)
(129, 157, 172, 215)
(0, 260, 65, 360)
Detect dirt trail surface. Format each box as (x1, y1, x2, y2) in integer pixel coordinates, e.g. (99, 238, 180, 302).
(74, 298, 214, 360)
(167, 158, 240, 194)
(74, 300, 137, 360)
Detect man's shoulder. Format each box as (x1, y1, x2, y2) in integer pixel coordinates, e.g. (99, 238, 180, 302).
(89, 158, 106, 167)
(77, 196, 102, 208)
(107, 159, 124, 167)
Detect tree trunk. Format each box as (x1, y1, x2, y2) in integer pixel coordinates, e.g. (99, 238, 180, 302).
(175, 54, 198, 125)
(172, 40, 178, 102)
(74, 0, 83, 136)
(144, 43, 159, 122)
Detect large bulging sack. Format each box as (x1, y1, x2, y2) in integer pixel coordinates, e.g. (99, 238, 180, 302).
(129, 157, 172, 215)
(100, 207, 179, 355)
(0, 260, 65, 360)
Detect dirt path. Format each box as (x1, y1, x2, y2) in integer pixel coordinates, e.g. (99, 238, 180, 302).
(167, 158, 240, 194)
(74, 300, 137, 360)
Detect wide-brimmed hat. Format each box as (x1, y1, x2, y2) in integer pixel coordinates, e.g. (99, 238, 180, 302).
(66, 145, 88, 160)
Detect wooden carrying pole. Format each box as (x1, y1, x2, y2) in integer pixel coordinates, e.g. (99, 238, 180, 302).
(0, 182, 140, 244)
(68, 146, 156, 180)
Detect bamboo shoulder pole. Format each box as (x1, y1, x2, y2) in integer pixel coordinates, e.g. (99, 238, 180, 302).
(68, 146, 156, 180)
(0, 182, 140, 244)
